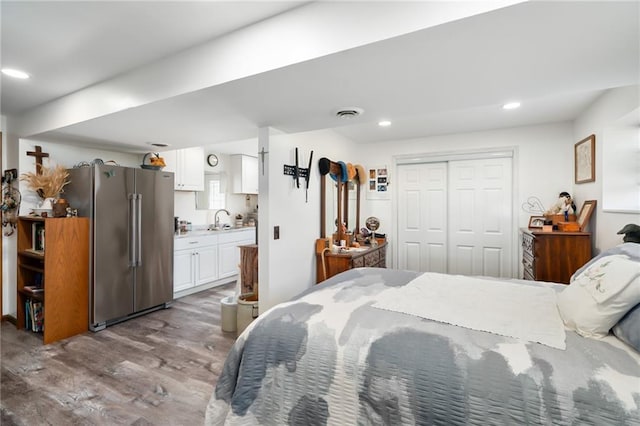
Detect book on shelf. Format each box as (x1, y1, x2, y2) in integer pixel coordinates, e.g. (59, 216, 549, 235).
(25, 299, 44, 332)
(31, 222, 45, 252)
(23, 285, 44, 293)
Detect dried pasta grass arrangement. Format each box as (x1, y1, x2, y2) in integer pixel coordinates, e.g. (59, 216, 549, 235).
(20, 165, 70, 199)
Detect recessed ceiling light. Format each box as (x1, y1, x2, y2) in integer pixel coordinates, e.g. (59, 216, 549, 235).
(378, 120, 392, 127)
(502, 102, 521, 110)
(1, 68, 30, 79)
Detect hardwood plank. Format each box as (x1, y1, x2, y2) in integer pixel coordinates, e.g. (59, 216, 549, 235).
(1, 284, 238, 425)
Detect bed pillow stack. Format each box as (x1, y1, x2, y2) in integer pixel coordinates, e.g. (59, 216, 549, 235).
(556, 243, 640, 347)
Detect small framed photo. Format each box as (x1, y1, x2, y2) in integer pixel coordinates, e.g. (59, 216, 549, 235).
(528, 216, 545, 229)
(575, 134, 595, 184)
(577, 200, 597, 231)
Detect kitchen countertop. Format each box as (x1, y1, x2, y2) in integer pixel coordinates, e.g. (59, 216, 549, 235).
(175, 226, 255, 239)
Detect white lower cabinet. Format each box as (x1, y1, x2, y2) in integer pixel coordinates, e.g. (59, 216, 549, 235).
(218, 230, 255, 279)
(174, 234, 218, 295)
(174, 229, 255, 297)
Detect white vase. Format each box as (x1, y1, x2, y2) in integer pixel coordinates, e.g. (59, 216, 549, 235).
(39, 197, 55, 210)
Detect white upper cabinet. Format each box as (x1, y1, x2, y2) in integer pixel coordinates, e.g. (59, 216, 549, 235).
(164, 147, 204, 191)
(231, 154, 258, 194)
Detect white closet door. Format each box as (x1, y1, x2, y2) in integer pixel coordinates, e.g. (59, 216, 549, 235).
(448, 157, 513, 278)
(397, 163, 448, 273)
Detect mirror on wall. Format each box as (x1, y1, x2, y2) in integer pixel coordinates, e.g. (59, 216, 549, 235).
(196, 172, 227, 210)
(321, 174, 360, 241)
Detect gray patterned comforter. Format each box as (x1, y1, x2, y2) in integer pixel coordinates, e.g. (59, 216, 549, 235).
(206, 268, 640, 425)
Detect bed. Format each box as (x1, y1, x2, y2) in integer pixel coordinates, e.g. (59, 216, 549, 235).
(206, 265, 640, 425)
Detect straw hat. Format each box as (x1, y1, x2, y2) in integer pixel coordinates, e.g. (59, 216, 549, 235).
(354, 164, 367, 185)
(346, 163, 357, 181)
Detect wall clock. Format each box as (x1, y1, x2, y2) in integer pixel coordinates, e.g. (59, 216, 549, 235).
(207, 154, 219, 167)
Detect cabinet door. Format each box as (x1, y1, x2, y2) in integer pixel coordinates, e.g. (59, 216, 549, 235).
(179, 147, 204, 191)
(196, 245, 219, 285)
(243, 155, 259, 194)
(174, 249, 195, 293)
(218, 242, 241, 279)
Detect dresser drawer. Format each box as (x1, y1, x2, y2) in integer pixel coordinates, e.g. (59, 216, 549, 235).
(364, 250, 379, 267)
(522, 232, 534, 257)
(351, 256, 365, 268)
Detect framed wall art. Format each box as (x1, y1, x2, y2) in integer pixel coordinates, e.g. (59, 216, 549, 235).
(575, 134, 595, 184)
(366, 165, 390, 200)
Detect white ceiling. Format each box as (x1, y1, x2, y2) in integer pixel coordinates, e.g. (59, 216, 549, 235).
(1, 1, 638, 154)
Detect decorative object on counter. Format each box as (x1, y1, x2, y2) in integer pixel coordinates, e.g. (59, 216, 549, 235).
(2, 168, 21, 236)
(20, 164, 70, 216)
(141, 152, 166, 170)
(528, 216, 545, 229)
(617, 224, 640, 243)
(52, 198, 69, 217)
(546, 191, 577, 215)
(576, 200, 597, 231)
(235, 214, 244, 228)
(575, 134, 595, 184)
(365, 216, 381, 246)
(283, 148, 314, 201)
(73, 159, 119, 168)
(366, 165, 390, 199)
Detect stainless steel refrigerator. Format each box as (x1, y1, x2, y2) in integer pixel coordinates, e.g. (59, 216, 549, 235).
(65, 164, 174, 331)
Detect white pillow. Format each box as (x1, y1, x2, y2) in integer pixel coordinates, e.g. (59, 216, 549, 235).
(556, 254, 640, 338)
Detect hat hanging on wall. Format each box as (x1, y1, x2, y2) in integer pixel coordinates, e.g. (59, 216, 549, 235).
(318, 157, 331, 176)
(346, 163, 357, 181)
(330, 161, 349, 183)
(354, 164, 366, 185)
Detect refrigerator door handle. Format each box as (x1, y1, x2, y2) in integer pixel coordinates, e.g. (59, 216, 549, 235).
(129, 193, 136, 267)
(136, 194, 143, 266)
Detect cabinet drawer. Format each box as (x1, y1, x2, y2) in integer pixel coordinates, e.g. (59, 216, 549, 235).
(364, 251, 379, 267)
(522, 232, 534, 257)
(351, 256, 365, 268)
(175, 234, 217, 250)
(217, 229, 255, 244)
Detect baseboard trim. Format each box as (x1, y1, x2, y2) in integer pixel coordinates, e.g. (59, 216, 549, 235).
(2, 315, 17, 325)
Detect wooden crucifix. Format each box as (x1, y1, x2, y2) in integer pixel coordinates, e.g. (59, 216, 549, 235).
(26, 145, 49, 174)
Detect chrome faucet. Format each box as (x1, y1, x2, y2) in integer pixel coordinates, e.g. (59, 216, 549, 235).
(214, 209, 230, 230)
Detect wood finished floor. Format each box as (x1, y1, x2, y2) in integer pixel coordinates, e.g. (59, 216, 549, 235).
(1, 284, 237, 425)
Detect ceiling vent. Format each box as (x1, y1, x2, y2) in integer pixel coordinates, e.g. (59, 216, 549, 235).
(335, 107, 364, 119)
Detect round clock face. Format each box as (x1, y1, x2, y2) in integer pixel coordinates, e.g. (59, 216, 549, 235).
(207, 154, 219, 167)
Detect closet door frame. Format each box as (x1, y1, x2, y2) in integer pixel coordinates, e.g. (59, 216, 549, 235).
(392, 147, 519, 279)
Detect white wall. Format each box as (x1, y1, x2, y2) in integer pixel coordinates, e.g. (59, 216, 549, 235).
(354, 122, 575, 270)
(2, 119, 20, 317)
(258, 128, 353, 313)
(573, 85, 640, 252)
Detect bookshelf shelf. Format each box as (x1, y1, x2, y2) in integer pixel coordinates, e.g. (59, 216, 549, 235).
(16, 216, 89, 344)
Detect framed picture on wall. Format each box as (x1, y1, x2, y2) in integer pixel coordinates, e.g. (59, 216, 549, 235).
(366, 165, 390, 199)
(575, 134, 595, 184)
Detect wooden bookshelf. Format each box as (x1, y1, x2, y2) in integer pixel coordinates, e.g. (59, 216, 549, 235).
(16, 216, 89, 344)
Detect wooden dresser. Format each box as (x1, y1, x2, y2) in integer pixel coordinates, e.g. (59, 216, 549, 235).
(521, 229, 591, 284)
(316, 241, 387, 283)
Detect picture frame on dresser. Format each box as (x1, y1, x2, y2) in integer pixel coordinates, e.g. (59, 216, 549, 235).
(575, 134, 595, 184)
(528, 216, 545, 229)
(577, 200, 597, 231)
